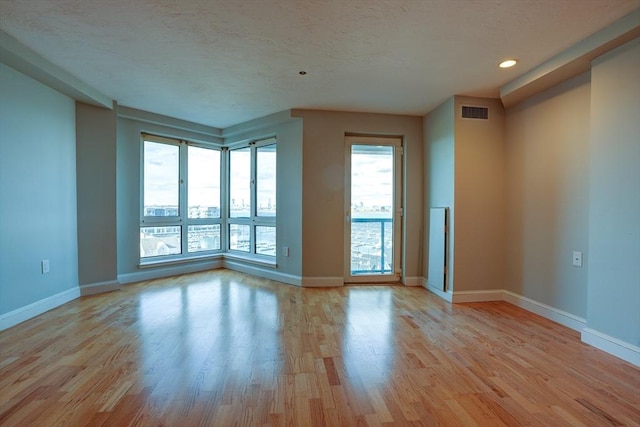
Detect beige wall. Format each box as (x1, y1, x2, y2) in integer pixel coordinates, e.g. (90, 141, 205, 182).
(423, 40, 639, 358)
(424, 96, 505, 293)
(76, 101, 118, 287)
(587, 39, 640, 346)
(504, 73, 591, 317)
(292, 110, 423, 281)
(454, 96, 505, 292)
(424, 98, 455, 290)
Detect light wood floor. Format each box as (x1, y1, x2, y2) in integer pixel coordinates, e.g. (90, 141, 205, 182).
(1, 270, 639, 426)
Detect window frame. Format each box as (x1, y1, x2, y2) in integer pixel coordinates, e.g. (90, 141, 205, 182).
(226, 137, 277, 260)
(139, 133, 276, 265)
(140, 133, 223, 262)
(140, 134, 182, 226)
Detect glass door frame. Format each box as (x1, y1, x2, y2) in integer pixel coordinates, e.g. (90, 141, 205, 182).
(344, 136, 403, 284)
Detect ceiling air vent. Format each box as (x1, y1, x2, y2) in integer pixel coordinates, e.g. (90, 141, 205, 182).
(461, 106, 489, 120)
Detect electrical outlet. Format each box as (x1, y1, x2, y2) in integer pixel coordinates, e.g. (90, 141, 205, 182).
(572, 251, 583, 267)
(283, 246, 289, 257)
(41, 259, 50, 274)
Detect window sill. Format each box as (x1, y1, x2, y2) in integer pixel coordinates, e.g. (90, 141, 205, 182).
(139, 253, 223, 269)
(224, 252, 277, 268)
(139, 252, 276, 269)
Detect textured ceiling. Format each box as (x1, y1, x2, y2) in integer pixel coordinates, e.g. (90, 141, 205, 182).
(1, 0, 638, 128)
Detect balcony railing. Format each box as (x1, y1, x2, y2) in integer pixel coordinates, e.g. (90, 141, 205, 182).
(350, 217, 393, 275)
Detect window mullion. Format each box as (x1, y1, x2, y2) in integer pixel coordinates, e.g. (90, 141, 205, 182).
(221, 147, 229, 251)
(250, 144, 257, 254)
(180, 141, 188, 255)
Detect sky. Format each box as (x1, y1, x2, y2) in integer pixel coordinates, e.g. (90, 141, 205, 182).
(351, 147, 394, 211)
(143, 141, 276, 213)
(144, 141, 395, 215)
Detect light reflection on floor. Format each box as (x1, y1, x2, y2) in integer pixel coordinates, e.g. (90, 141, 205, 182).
(344, 288, 394, 383)
(135, 275, 398, 402)
(137, 276, 280, 393)
(6, 269, 637, 425)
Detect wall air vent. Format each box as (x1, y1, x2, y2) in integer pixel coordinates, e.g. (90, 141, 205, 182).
(461, 106, 489, 120)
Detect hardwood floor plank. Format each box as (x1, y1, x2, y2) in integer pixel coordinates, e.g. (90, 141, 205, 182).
(575, 397, 625, 426)
(1, 269, 639, 426)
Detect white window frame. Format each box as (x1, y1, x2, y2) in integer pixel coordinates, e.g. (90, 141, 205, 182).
(140, 133, 223, 262)
(226, 137, 277, 261)
(344, 136, 403, 283)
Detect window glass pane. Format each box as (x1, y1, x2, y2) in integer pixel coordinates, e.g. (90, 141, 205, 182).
(140, 226, 181, 258)
(351, 145, 393, 219)
(350, 145, 394, 274)
(229, 148, 251, 218)
(256, 226, 276, 256)
(229, 224, 250, 252)
(188, 224, 220, 252)
(143, 141, 179, 217)
(188, 146, 220, 219)
(257, 144, 276, 217)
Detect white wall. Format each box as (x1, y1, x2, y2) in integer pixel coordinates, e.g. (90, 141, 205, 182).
(0, 63, 79, 318)
(587, 39, 640, 347)
(504, 72, 591, 317)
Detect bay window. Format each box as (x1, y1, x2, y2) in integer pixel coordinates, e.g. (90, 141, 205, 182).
(140, 133, 276, 262)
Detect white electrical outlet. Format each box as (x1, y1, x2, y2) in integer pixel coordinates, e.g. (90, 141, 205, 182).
(283, 246, 289, 257)
(41, 259, 50, 274)
(572, 251, 583, 267)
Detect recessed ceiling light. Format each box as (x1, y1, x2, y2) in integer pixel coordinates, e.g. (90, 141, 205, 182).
(499, 59, 518, 68)
(299, 71, 307, 75)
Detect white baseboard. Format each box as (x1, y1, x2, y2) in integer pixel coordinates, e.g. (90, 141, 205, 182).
(581, 328, 640, 367)
(301, 277, 344, 287)
(421, 281, 637, 366)
(503, 291, 587, 332)
(423, 278, 453, 302)
(118, 259, 223, 284)
(403, 276, 422, 287)
(419, 277, 587, 332)
(425, 287, 503, 303)
(119, 257, 303, 288)
(452, 289, 504, 303)
(0, 287, 81, 331)
(223, 259, 302, 287)
(80, 280, 121, 296)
